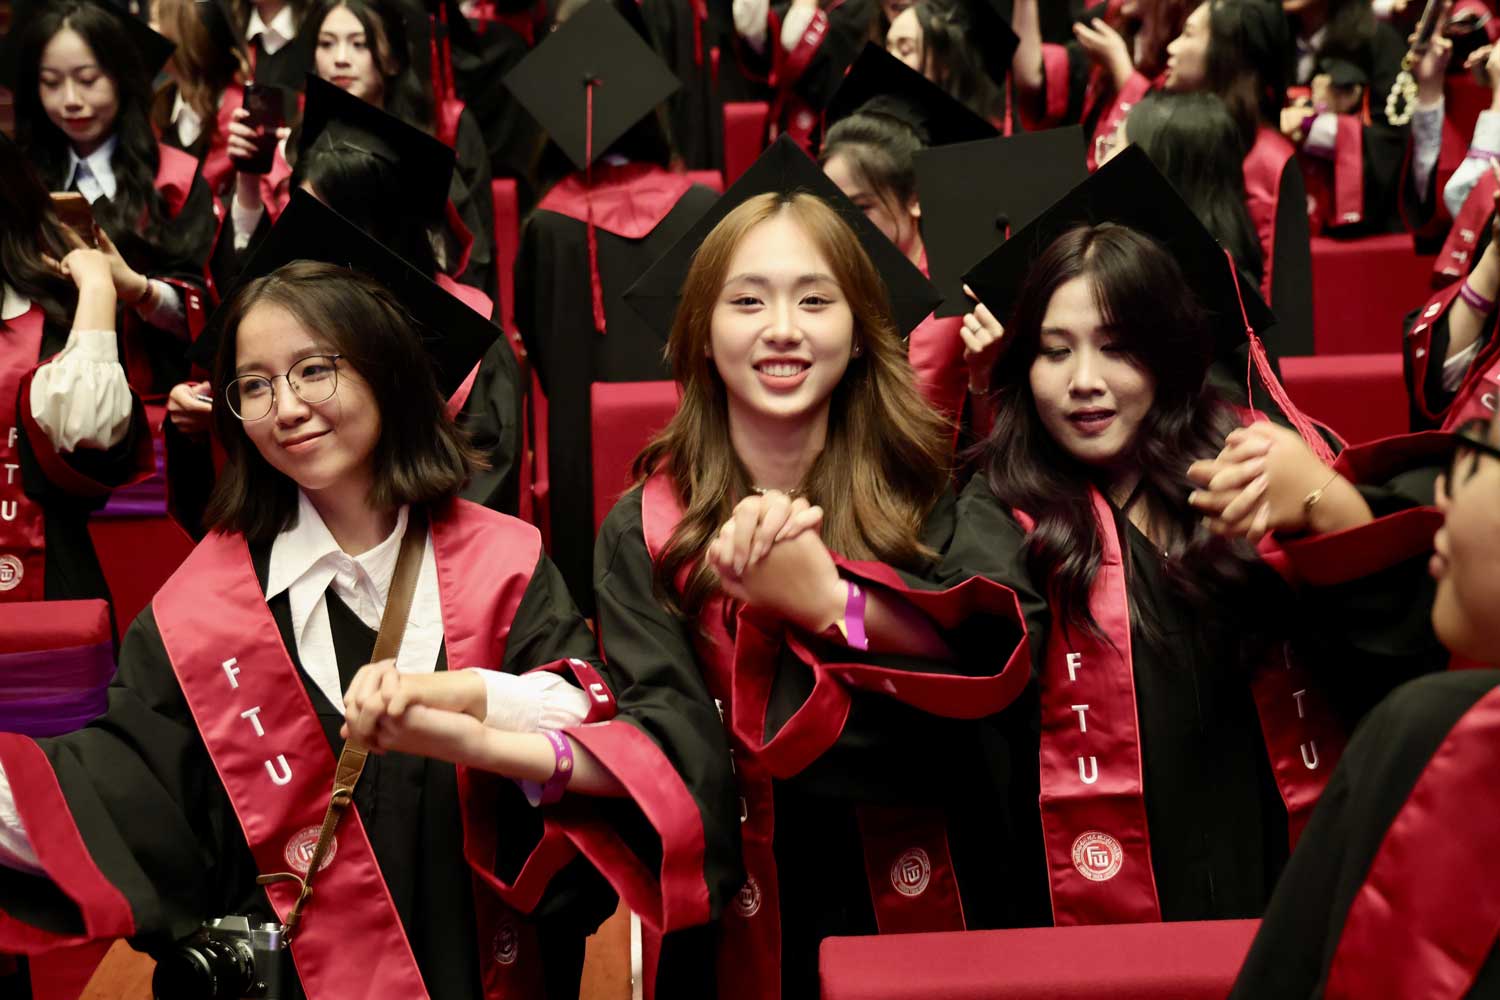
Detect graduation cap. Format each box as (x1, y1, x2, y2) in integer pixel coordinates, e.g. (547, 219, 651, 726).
(826, 42, 999, 147)
(916, 125, 1088, 316)
(964, 144, 1273, 350)
(962, 0, 1021, 89)
(1317, 57, 1368, 88)
(297, 74, 457, 226)
(189, 190, 499, 398)
(501, 0, 680, 171)
(0, 0, 177, 89)
(623, 135, 941, 339)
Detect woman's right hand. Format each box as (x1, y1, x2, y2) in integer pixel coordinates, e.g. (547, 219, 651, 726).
(225, 107, 261, 163)
(167, 381, 215, 439)
(959, 284, 1007, 392)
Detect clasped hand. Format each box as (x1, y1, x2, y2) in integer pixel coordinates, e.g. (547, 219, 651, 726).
(1186, 421, 1341, 542)
(705, 491, 846, 632)
(341, 661, 488, 763)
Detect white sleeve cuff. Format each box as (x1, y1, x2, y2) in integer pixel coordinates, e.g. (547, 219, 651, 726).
(474, 668, 591, 733)
(28, 327, 134, 452)
(1443, 337, 1482, 391)
(137, 280, 187, 336)
(780, 4, 815, 51)
(1411, 101, 1445, 200)
(1302, 112, 1340, 159)
(733, 0, 769, 52)
(232, 194, 267, 252)
(0, 762, 43, 875)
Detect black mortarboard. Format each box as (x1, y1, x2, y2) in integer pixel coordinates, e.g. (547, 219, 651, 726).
(623, 135, 941, 338)
(963, 144, 1275, 352)
(0, 0, 176, 88)
(826, 43, 998, 147)
(189, 191, 499, 398)
(297, 74, 456, 226)
(962, 0, 1021, 89)
(501, 0, 680, 171)
(916, 126, 1088, 316)
(1318, 57, 1368, 88)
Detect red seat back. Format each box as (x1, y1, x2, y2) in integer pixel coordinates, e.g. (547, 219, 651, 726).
(722, 101, 770, 186)
(820, 919, 1261, 1000)
(1279, 353, 1410, 445)
(1311, 235, 1435, 355)
(492, 177, 522, 342)
(684, 169, 725, 193)
(590, 381, 680, 531)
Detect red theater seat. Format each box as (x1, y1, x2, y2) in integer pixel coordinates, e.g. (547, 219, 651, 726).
(820, 919, 1261, 1000)
(1278, 353, 1409, 445)
(1311, 235, 1435, 355)
(685, 169, 725, 193)
(590, 381, 679, 531)
(88, 514, 195, 631)
(491, 177, 523, 346)
(723, 101, 770, 186)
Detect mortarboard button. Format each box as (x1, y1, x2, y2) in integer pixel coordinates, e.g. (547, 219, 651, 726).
(916, 126, 1088, 317)
(189, 190, 499, 399)
(623, 135, 940, 339)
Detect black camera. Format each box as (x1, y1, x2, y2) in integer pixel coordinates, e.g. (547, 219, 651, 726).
(152, 915, 287, 999)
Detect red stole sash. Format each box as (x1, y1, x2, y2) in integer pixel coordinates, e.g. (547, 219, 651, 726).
(152, 501, 548, 1000)
(0, 305, 48, 601)
(1436, 168, 1498, 287)
(1443, 338, 1500, 429)
(1324, 681, 1500, 1000)
(1300, 112, 1366, 233)
(1023, 490, 1343, 925)
(155, 143, 200, 219)
(434, 273, 494, 418)
(639, 472, 964, 1000)
(1243, 128, 1296, 302)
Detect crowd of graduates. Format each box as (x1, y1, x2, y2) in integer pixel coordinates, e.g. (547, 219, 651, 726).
(0, 0, 1498, 997)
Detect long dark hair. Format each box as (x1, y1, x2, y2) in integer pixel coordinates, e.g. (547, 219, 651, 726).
(0, 138, 80, 328)
(1125, 92, 1264, 282)
(205, 261, 483, 544)
(980, 224, 1257, 643)
(304, 0, 433, 131)
(1292, 0, 1376, 65)
(910, 0, 1002, 121)
(14, 2, 175, 256)
(294, 138, 443, 276)
(1203, 0, 1290, 144)
(818, 102, 925, 248)
(1130, 0, 1197, 80)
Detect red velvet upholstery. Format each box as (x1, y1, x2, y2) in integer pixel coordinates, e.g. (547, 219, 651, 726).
(819, 919, 1260, 1000)
(590, 381, 680, 531)
(1445, 75, 1491, 156)
(1278, 353, 1409, 445)
(723, 101, 770, 186)
(491, 177, 523, 346)
(87, 514, 195, 631)
(1311, 235, 1435, 355)
(685, 169, 725, 193)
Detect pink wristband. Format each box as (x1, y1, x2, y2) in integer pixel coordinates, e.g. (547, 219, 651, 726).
(1459, 279, 1495, 315)
(519, 729, 574, 807)
(843, 581, 869, 652)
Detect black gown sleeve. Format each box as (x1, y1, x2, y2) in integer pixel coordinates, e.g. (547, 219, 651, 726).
(450, 109, 498, 301)
(1268, 157, 1316, 358)
(454, 337, 524, 517)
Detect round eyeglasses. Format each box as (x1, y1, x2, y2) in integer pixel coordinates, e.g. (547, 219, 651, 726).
(1448, 418, 1500, 491)
(224, 355, 344, 422)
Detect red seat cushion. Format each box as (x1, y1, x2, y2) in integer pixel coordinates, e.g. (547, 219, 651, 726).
(1279, 353, 1409, 445)
(1311, 235, 1435, 355)
(723, 101, 770, 187)
(819, 919, 1260, 1000)
(590, 381, 679, 531)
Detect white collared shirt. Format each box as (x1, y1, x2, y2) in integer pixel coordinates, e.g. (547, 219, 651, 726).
(1295, 26, 1327, 86)
(9, 283, 134, 452)
(62, 135, 119, 204)
(247, 4, 298, 55)
(170, 91, 204, 149)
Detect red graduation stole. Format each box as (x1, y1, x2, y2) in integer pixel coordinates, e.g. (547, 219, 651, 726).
(0, 305, 47, 601)
(640, 472, 965, 1000)
(1242, 127, 1296, 303)
(1022, 490, 1344, 925)
(1434, 157, 1499, 287)
(1443, 338, 1500, 430)
(152, 500, 550, 1000)
(1324, 680, 1500, 1000)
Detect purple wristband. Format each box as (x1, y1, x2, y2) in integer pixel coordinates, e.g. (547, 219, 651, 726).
(843, 581, 869, 652)
(519, 730, 574, 807)
(1459, 279, 1495, 314)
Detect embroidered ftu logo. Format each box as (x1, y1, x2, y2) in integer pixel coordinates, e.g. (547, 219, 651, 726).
(1071, 831, 1124, 882)
(890, 848, 932, 898)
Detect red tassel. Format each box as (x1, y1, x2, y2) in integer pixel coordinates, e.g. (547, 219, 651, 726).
(439, 4, 456, 104)
(1225, 249, 1336, 463)
(692, 0, 706, 68)
(586, 80, 607, 334)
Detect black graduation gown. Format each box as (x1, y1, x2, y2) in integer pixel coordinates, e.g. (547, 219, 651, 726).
(0, 541, 617, 999)
(594, 487, 1045, 999)
(1229, 669, 1500, 998)
(13, 317, 152, 607)
(641, 0, 773, 172)
(449, 108, 499, 301)
(937, 468, 1448, 923)
(514, 181, 720, 612)
(251, 33, 315, 92)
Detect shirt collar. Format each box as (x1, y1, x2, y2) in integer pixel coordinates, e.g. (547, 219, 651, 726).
(1, 285, 30, 322)
(1298, 26, 1327, 53)
(266, 492, 410, 603)
(62, 135, 119, 199)
(247, 5, 298, 51)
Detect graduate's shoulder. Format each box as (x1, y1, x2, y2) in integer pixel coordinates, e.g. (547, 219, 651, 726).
(595, 483, 649, 575)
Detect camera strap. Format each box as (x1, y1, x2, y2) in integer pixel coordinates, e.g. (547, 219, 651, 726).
(257, 507, 429, 941)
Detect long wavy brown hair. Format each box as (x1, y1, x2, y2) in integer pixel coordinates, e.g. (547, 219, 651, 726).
(151, 0, 250, 146)
(634, 192, 951, 621)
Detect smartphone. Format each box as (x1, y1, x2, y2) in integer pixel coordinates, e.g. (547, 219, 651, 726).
(234, 83, 287, 176)
(49, 192, 98, 247)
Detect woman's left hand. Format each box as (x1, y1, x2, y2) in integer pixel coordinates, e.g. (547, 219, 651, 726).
(707, 495, 843, 632)
(342, 660, 489, 749)
(1186, 421, 1341, 540)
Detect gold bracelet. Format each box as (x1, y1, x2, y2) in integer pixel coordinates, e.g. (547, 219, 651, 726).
(1303, 469, 1341, 511)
